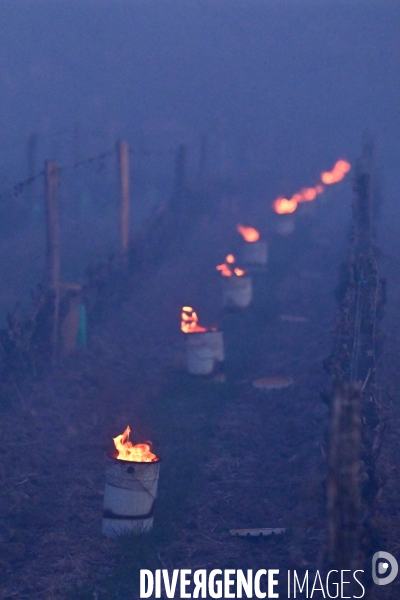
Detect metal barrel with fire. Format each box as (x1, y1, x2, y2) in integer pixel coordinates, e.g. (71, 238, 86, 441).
(216, 254, 252, 309)
(237, 225, 268, 270)
(181, 306, 224, 375)
(102, 426, 160, 537)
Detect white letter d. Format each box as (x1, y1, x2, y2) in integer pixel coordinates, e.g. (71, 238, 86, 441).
(140, 570, 154, 598)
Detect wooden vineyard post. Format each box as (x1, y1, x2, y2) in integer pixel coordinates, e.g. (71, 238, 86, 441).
(45, 160, 60, 355)
(327, 381, 362, 573)
(324, 152, 386, 590)
(59, 283, 83, 357)
(198, 134, 207, 189)
(27, 132, 39, 219)
(169, 144, 188, 244)
(171, 144, 186, 217)
(117, 139, 130, 263)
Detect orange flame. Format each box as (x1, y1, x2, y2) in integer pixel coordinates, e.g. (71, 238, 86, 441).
(216, 263, 232, 277)
(216, 255, 245, 277)
(273, 197, 298, 215)
(113, 426, 158, 462)
(181, 306, 207, 333)
(321, 159, 351, 185)
(237, 225, 260, 242)
(273, 159, 351, 214)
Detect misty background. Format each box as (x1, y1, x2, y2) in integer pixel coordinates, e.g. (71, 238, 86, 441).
(0, 0, 399, 320)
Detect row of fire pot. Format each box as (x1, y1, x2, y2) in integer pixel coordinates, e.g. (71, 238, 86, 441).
(101, 164, 350, 538)
(102, 228, 268, 537)
(101, 162, 350, 537)
(182, 226, 268, 376)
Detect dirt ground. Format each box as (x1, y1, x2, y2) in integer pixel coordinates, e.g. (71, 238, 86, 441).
(0, 200, 399, 599)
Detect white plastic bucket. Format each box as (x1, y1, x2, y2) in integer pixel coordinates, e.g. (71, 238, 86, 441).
(241, 239, 268, 266)
(102, 455, 160, 537)
(185, 330, 224, 375)
(275, 216, 295, 236)
(222, 275, 252, 308)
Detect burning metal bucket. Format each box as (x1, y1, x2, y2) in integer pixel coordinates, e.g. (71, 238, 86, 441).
(102, 454, 160, 537)
(185, 330, 224, 375)
(103, 427, 160, 538)
(241, 239, 268, 267)
(222, 274, 252, 308)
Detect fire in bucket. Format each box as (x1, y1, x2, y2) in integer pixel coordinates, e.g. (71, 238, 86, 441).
(216, 255, 252, 308)
(102, 426, 160, 537)
(237, 225, 268, 268)
(181, 306, 224, 375)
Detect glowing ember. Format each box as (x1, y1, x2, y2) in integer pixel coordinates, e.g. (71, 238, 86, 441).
(216, 262, 233, 277)
(273, 185, 325, 214)
(321, 159, 351, 185)
(237, 225, 260, 242)
(273, 197, 298, 215)
(273, 158, 351, 214)
(300, 187, 317, 201)
(181, 306, 207, 333)
(113, 426, 158, 462)
(216, 255, 245, 277)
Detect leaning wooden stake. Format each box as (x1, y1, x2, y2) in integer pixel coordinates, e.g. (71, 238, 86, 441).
(327, 381, 362, 572)
(45, 160, 60, 354)
(117, 139, 130, 262)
